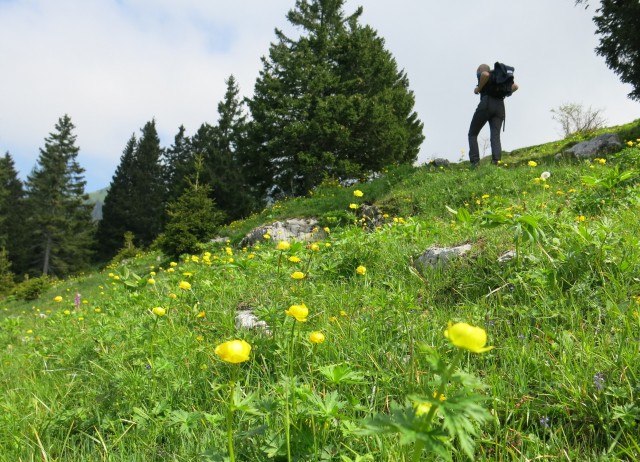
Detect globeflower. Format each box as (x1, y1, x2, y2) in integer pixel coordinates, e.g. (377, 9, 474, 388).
(215, 339, 251, 364)
(353, 189, 364, 197)
(444, 322, 493, 353)
(527, 160, 538, 167)
(179, 281, 191, 290)
(310, 243, 320, 252)
(291, 271, 305, 280)
(285, 303, 309, 322)
(349, 203, 358, 210)
(152, 307, 166, 317)
(54, 296, 63, 303)
(356, 265, 367, 275)
(147, 278, 156, 285)
(309, 331, 325, 344)
(276, 241, 291, 251)
(288, 256, 301, 263)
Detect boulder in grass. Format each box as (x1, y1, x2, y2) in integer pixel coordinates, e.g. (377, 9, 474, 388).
(562, 133, 621, 159)
(414, 244, 472, 269)
(240, 218, 327, 247)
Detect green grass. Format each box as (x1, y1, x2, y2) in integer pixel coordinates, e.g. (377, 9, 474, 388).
(2, 123, 640, 461)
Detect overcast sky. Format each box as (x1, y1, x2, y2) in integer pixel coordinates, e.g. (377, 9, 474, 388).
(1, 0, 638, 192)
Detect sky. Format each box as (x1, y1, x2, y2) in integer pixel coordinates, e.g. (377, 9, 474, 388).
(1, 0, 638, 192)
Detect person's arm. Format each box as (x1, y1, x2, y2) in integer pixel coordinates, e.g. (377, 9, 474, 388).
(474, 71, 491, 94)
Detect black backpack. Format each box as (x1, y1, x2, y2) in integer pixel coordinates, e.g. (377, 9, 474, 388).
(485, 62, 514, 98)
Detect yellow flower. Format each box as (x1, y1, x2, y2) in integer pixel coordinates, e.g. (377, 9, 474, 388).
(527, 160, 537, 167)
(340, 310, 348, 317)
(276, 241, 291, 251)
(168, 293, 177, 299)
(167, 268, 175, 273)
(353, 189, 364, 197)
(179, 281, 191, 290)
(288, 256, 301, 263)
(196, 335, 204, 341)
(415, 392, 446, 416)
(215, 340, 251, 364)
(150, 271, 156, 276)
(627, 140, 634, 147)
(191, 255, 199, 263)
(147, 278, 156, 285)
(54, 296, 63, 303)
(309, 331, 326, 344)
(329, 316, 338, 322)
(170, 261, 178, 267)
(444, 322, 493, 353)
(310, 243, 320, 252)
(263, 233, 271, 240)
(291, 271, 305, 280)
(152, 307, 166, 317)
(63, 310, 71, 315)
(576, 215, 586, 222)
(598, 158, 606, 165)
(285, 303, 308, 322)
(196, 311, 206, 318)
(481, 194, 490, 199)
(94, 308, 101, 313)
(356, 265, 367, 275)
(349, 203, 358, 209)
(323, 227, 330, 233)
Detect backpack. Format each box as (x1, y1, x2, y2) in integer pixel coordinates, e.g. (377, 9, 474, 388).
(485, 62, 515, 98)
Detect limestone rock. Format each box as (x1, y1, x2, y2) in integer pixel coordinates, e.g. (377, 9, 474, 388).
(563, 133, 621, 159)
(240, 218, 326, 247)
(414, 244, 472, 269)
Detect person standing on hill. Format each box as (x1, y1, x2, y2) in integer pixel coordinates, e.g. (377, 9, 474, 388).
(468, 63, 519, 167)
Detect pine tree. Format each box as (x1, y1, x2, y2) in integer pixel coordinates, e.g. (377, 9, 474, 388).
(203, 75, 256, 220)
(0, 152, 29, 276)
(24, 115, 94, 277)
(96, 120, 166, 260)
(247, 0, 423, 198)
(0, 247, 15, 295)
(158, 157, 225, 258)
(163, 125, 194, 203)
(95, 134, 137, 260)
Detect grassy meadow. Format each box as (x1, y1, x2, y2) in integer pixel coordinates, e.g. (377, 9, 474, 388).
(2, 122, 640, 461)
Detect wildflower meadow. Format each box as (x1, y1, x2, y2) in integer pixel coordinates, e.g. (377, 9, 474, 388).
(2, 127, 640, 460)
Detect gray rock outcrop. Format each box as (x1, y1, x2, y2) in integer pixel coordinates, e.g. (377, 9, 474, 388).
(562, 133, 621, 159)
(240, 218, 326, 247)
(414, 244, 472, 269)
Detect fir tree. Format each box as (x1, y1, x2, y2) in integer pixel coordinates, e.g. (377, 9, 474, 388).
(203, 75, 256, 220)
(247, 0, 423, 198)
(96, 120, 166, 259)
(158, 157, 225, 258)
(24, 115, 94, 277)
(0, 247, 15, 295)
(163, 125, 194, 203)
(0, 152, 29, 276)
(95, 134, 137, 260)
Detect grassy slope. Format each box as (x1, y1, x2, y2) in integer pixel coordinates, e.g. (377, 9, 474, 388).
(2, 121, 640, 461)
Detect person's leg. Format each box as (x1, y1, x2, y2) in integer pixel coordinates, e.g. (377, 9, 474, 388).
(468, 98, 489, 166)
(488, 98, 506, 164)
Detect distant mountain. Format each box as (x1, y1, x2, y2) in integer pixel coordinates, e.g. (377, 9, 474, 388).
(86, 187, 108, 221)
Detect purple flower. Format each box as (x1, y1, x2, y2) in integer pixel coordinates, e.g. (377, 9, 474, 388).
(540, 416, 550, 428)
(74, 292, 81, 310)
(593, 372, 605, 392)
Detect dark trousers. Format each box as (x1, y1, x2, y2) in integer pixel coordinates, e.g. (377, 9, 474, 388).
(468, 95, 505, 164)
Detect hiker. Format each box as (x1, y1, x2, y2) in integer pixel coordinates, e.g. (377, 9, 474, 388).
(468, 63, 519, 167)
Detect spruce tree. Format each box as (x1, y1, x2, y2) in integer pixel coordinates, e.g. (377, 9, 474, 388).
(24, 115, 94, 277)
(163, 125, 194, 203)
(95, 134, 137, 260)
(158, 157, 225, 258)
(0, 152, 29, 276)
(203, 75, 256, 220)
(247, 0, 423, 198)
(96, 120, 166, 260)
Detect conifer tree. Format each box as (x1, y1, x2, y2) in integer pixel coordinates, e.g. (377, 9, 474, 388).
(158, 156, 225, 258)
(203, 75, 256, 220)
(0, 152, 29, 276)
(95, 134, 137, 260)
(24, 115, 94, 277)
(0, 247, 15, 295)
(163, 125, 194, 203)
(247, 0, 423, 198)
(96, 120, 166, 260)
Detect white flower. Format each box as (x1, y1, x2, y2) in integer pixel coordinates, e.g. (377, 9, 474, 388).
(540, 171, 551, 180)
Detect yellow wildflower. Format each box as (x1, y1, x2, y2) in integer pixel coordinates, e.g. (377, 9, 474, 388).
(179, 281, 191, 290)
(444, 322, 493, 353)
(54, 296, 63, 303)
(215, 340, 251, 364)
(285, 303, 308, 322)
(353, 189, 364, 197)
(288, 256, 301, 263)
(527, 160, 537, 167)
(152, 307, 166, 317)
(291, 271, 305, 280)
(356, 265, 367, 275)
(309, 331, 326, 344)
(147, 278, 156, 285)
(349, 203, 358, 209)
(276, 241, 291, 251)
